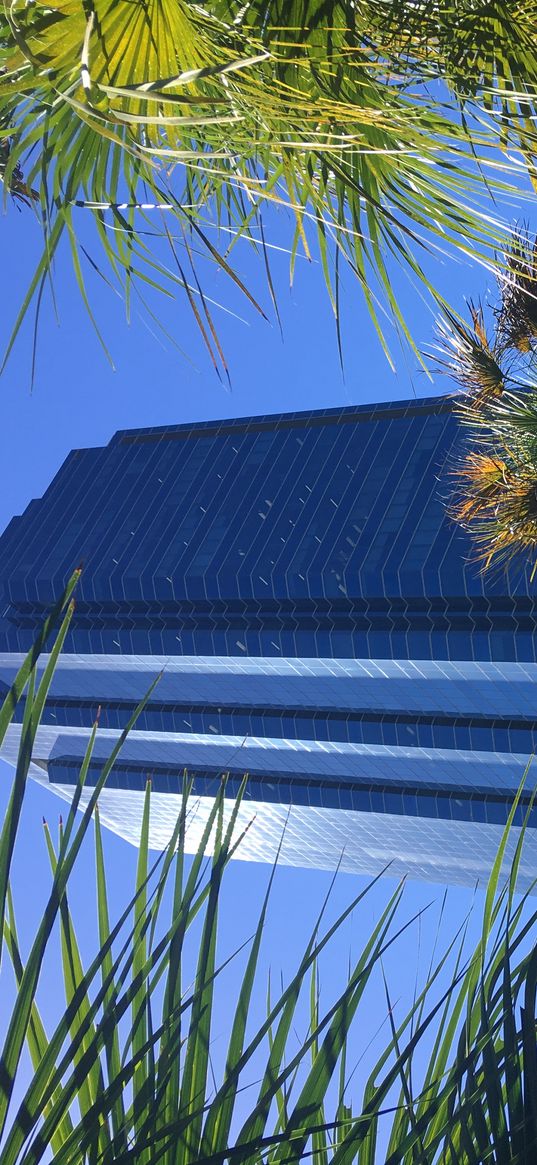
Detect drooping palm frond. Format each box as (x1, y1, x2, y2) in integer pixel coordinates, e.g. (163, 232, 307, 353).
(365, 0, 537, 123)
(1, 0, 536, 379)
(228, 0, 537, 205)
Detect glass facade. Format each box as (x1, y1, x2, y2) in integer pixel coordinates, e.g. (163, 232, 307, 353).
(1, 395, 536, 889)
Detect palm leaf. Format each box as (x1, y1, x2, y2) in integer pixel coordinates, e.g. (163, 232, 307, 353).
(2, 1, 537, 378)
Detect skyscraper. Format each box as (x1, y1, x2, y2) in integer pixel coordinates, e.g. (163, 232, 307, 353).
(1, 395, 537, 889)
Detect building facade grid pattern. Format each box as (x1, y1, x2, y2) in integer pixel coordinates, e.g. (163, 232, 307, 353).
(1, 396, 537, 888)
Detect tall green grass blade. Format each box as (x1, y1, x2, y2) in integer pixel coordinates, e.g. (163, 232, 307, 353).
(177, 788, 227, 1165)
(0, 569, 80, 743)
(94, 804, 127, 1150)
(3, 838, 174, 1165)
(0, 672, 160, 1148)
(0, 590, 77, 974)
(131, 781, 152, 1153)
(42, 819, 106, 1142)
(268, 886, 407, 1164)
(3, 887, 75, 1157)
(200, 825, 284, 1157)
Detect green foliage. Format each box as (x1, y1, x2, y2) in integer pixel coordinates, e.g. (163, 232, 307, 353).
(367, 1, 537, 103)
(438, 228, 537, 574)
(1, 1, 537, 378)
(1, 579, 537, 1162)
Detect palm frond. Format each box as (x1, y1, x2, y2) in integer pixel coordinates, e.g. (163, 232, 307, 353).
(496, 226, 537, 354)
(449, 448, 537, 572)
(366, 0, 537, 110)
(432, 222, 537, 573)
(435, 304, 505, 402)
(2, 0, 537, 377)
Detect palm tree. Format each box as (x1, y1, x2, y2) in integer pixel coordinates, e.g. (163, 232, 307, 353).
(2, 1, 537, 378)
(2, 573, 537, 1164)
(437, 228, 537, 576)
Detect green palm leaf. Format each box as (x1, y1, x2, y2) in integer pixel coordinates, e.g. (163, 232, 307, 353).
(2, 1, 537, 378)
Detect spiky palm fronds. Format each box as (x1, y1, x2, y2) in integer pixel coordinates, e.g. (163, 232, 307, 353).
(439, 226, 537, 572)
(449, 375, 537, 573)
(435, 304, 505, 402)
(450, 450, 511, 522)
(496, 227, 537, 354)
(449, 446, 537, 572)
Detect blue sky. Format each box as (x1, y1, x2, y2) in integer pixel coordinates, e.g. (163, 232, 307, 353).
(0, 189, 520, 1141)
(0, 189, 496, 528)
